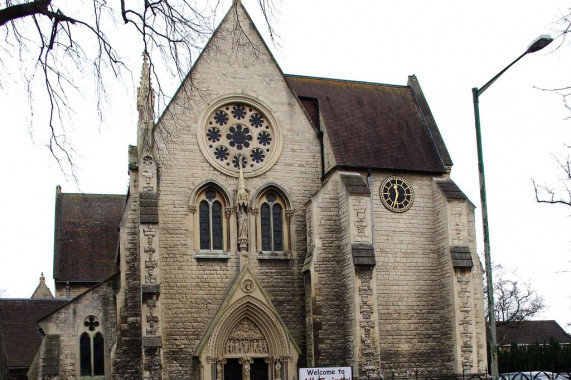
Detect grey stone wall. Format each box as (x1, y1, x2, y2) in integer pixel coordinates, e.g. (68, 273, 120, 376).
(146, 5, 321, 377)
(38, 277, 119, 379)
(114, 183, 143, 379)
(374, 173, 454, 374)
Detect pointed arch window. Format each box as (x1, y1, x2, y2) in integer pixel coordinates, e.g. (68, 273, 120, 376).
(80, 316, 104, 379)
(261, 193, 283, 252)
(194, 187, 228, 254)
(256, 190, 290, 254)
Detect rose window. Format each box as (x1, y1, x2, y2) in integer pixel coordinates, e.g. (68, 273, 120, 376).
(200, 100, 281, 177)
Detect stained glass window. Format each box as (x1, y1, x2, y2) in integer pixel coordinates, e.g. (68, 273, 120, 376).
(261, 203, 271, 251)
(260, 193, 284, 252)
(198, 190, 224, 252)
(202, 101, 281, 176)
(212, 201, 223, 250)
(80, 316, 104, 378)
(199, 201, 211, 250)
(93, 333, 105, 376)
(80, 333, 91, 376)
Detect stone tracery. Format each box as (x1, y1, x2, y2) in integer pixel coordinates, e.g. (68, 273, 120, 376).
(198, 98, 283, 178)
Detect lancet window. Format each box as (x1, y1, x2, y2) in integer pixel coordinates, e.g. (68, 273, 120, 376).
(194, 186, 228, 253)
(256, 189, 290, 253)
(79, 315, 104, 379)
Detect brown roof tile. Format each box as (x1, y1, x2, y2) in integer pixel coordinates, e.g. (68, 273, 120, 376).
(496, 320, 571, 346)
(0, 299, 67, 368)
(53, 192, 125, 283)
(285, 75, 451, 173)
(436, 179, 469, 200)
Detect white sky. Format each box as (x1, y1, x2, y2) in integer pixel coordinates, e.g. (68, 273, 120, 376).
(1, 0, 569, 331)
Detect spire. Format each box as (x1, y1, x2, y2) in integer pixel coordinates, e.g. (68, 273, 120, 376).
(137, 51, 155, 123)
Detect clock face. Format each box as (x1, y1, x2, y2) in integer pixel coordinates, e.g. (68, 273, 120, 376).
(380, 176, 414, 213)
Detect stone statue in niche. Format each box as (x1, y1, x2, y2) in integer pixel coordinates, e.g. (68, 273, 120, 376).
(238, 206, 248, 239)
(235, 157, 250, 250)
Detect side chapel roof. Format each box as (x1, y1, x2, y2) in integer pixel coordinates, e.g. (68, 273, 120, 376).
(53, 188, 125, 283)
(285, 74, 453, 173)
(0, 299, 67, 369)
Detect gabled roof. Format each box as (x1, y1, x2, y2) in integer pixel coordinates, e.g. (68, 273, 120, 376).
(31, 273, 54, 299)
(285, 75, 452, 174)
(497, 320, 571, 346)
(53, 189, 125, 283)
(0, 299, 67, 368)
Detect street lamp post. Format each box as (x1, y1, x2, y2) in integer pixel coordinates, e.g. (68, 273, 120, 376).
(472, 35, 553, 379)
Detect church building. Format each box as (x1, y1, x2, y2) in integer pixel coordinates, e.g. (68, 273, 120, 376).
(25, 2, 487, 379)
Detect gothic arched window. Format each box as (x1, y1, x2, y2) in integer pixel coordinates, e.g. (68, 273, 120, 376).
(80, 316, 104, 379)
(257, 191, 289, 253)
(194, 187, 227, 253)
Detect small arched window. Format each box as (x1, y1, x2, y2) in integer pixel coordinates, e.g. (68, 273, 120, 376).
(194, 186, 228, 253)
(80, 316, 104, 379)
(257, 190, 290, 253)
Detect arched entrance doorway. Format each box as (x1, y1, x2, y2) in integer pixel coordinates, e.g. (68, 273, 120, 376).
(222, 358, 269, 380)
(221, 318, 272, 380)
(196, 269, 299, 380)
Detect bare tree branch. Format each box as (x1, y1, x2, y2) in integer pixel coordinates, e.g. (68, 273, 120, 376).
(0, 0, 278, 180)
(533, 145, 571, 207)
(485, 264, 546, 328)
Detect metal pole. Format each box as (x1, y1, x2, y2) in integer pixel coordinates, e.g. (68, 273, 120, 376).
(471, 33, 552, 380)
(472, 87, 499, 379)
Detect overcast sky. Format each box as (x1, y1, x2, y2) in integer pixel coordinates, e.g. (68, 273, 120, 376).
(1, 0, 569, 331)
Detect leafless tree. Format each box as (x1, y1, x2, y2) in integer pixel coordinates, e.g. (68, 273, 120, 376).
(543, 9, 571, 114)
(532, 145, 571, 207)
(0, 0, 277, 178)
(485, 264, 546, 325)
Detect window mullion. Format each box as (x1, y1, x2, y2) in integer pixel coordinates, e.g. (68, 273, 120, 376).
(269, 203, 274, 252)
(209, 200, 214, 251)
(91, 334, 95, 377)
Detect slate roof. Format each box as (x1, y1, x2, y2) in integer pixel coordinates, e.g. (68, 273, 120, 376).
(285, 74, 452, 174)
(0, 299, 67, 368)
(450, 246, 474, 268)
(53, 191, 126, 283)
(496, 320, 571, 346)
(435, 179, 469, 200)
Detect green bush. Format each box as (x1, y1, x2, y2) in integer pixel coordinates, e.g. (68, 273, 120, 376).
(498, 337, 571, 372)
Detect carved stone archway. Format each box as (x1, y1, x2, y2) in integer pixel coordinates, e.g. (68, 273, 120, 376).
(209, 298, 291, 380)
(196, 268, 299, 380)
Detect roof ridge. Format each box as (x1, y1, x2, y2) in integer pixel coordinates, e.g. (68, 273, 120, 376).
(285, 73, 408, 88)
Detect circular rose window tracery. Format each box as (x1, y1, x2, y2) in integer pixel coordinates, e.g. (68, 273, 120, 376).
(199, 99, 282, 177)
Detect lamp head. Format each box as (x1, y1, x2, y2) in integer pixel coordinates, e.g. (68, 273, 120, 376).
(526, 35, 553, 53)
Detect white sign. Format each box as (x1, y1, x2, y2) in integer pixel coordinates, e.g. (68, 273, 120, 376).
(299, 367, 352, 380)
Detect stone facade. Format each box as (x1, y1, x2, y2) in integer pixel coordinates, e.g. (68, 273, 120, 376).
(28, 2, 487, 379)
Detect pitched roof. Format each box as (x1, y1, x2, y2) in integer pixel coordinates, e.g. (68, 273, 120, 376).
(496, 320, 571, 346)
(435, 179, 469, 200)
(0, 299, 67, 368)
(53, 190, 125, 283)
(285, 74, 452, 174)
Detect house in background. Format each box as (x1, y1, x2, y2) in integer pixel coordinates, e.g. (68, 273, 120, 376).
(0, 275, 66, 380)
(497, 320, 571, 349)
